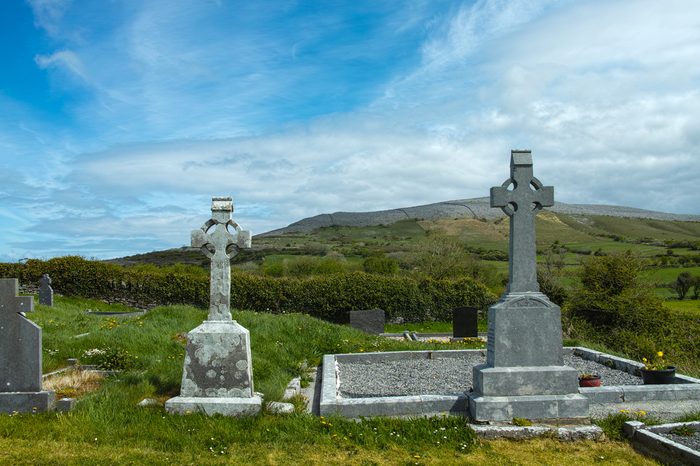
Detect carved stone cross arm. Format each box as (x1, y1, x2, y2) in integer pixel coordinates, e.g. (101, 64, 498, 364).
(490, 150, 554, 293)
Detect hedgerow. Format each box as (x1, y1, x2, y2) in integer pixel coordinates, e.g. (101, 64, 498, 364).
(0, 256, 496, 323)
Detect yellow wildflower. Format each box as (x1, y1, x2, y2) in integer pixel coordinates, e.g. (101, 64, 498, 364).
(657, 351, 663, 358)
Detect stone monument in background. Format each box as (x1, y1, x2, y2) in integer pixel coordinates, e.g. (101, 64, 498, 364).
(0, 279, 55, 412)
(469, 150, 589, 422)
(166, 196, 261, 416)
(38, 274, 54, 307)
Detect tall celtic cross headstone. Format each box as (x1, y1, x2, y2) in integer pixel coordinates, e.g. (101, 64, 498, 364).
(0, 279, 55, 412)
(38, 274, 54, 307)
(469, 150, 588, 422)
(166, 196, 261, 417)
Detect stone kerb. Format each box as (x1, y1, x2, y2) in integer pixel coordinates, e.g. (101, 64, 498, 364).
(165, 196, 261, 417)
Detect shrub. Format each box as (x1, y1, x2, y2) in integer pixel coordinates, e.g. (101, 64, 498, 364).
(363, 256, 399, 275)
(0, 257, 496, 324)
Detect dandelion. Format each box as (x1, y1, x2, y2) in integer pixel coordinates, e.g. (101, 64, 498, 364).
(657, 351, 664, 358)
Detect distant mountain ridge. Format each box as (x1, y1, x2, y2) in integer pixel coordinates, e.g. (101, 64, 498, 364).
(261, 197, 700, 236)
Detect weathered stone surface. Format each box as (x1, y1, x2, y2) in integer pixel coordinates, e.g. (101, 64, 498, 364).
(38, 274, 53, 307)
(180, 321, 254, 398)
(167, 197, 260, 418)
(267, 401, 295, 414)
(190, 196, 251, 321)
(349, 309, 384, 334)
(56, 397, 76, 412)
(453, 306, 478, 338)
(137, 398, 159, 407)
(470, 151, 588, 422)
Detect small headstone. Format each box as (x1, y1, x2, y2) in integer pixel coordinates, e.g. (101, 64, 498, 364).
(56, 398, 75, 412)
(38, 274, 54, 307)
(166, 197, 261, 417)
(349, 309, 385, 334)
(0, 279, 55, 413)
(453, 307, 478, 338)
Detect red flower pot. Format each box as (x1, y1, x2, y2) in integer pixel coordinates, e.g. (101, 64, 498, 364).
(578, 375, 602, 387)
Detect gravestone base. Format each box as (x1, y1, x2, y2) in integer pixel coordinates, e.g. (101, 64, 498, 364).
(0, 391, 55, 413)
(165, 395, 261, 416)
(166, 320, 261, 417)
(470, 292, 589, 422)
(468, 393, 589, 422)
(473, 365, 581, 396)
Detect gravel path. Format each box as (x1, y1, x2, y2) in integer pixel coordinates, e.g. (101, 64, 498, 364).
(337, 353, 643, 398)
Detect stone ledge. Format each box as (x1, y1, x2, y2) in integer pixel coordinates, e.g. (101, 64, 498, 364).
(165, 395, 261, 417)
(468, 393, 589, 422)
(472, 424, 603, 440)
(0, 391, 55, 413)
(625, 421, 700, 465)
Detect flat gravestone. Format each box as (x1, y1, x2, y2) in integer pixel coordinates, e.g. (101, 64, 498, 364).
(38, 274, 53, 307)
(166, 197, 261, 417)
(350, 309, 385, 335)
(469, 150, 588, 422)
(0, 279, 55, 412)
(453, 307, 478, 338)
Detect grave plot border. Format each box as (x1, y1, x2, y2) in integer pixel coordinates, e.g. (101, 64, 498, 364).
(319, 348, 700, 419)
(624, 420, 700, 465)
(571, 347, 700, 403)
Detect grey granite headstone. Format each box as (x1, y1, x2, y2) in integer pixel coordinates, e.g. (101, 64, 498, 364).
(38, 274, 53, 307)
(349, 309, 385, 334)
(469, 150, 589, 422)
(166, 197, 261, 417)
(452, 307, 478, 338)
(0, 279, 55, 413)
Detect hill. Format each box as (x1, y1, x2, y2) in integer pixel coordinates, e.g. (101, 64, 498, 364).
(107, 198, 700, 269)
(261, 197, 700, 235)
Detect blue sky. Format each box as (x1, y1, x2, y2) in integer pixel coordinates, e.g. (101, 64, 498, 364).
(1, 0, 699, 261)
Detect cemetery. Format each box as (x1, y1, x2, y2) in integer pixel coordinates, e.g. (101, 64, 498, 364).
(0, 151, 698, 464)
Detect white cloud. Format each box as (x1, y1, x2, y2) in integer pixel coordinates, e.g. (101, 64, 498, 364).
(4, 0, 699, 261)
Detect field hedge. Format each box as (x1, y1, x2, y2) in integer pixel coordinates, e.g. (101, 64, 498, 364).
(0, 257, 496, 322)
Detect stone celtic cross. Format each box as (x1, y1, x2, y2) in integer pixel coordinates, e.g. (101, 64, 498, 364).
(192, 197, 251, 321)
(490, 150, 553, 293)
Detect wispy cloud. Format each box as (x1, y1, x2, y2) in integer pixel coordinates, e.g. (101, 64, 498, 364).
(0, 0, 698, 260)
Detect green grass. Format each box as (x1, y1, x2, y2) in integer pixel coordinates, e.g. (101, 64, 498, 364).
(1, 297, 660, 464)
(662, 299, 700, 314)
(384, 319, 488, 334)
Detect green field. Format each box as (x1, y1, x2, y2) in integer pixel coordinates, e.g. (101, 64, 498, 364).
(0, 296, 667, 464)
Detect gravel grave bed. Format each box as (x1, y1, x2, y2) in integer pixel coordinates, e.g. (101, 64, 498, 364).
(660, 431, 700, 451)
(337, 353, 642, 398)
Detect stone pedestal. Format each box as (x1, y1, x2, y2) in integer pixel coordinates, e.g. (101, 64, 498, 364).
(166, 320, 261, 416)
(469, 292, 588, 422)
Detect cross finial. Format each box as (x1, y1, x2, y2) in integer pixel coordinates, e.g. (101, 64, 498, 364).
(192, 196, 252, 321)
(490, 150, 553, 293)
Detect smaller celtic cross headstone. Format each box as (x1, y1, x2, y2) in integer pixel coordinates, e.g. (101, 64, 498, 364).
(490, 150, 554, 293)
(166, 196, 261, 417)
(0, 279, 55, 412)
(191, 197, 251, 321)
(39, 274, 54, 307)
